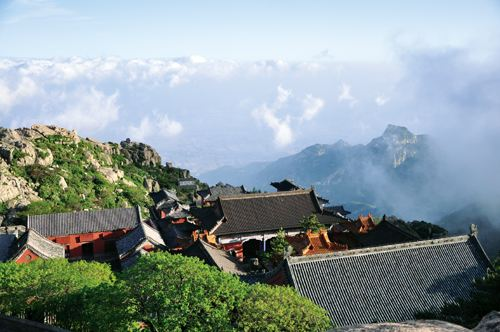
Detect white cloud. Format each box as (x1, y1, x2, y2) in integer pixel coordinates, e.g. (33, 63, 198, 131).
(275, 85, 292, 108)
(52, 87, 119, 131)
(338, 83, 357, 107)
(157, 114, 183, 137)
(128, 117, 152, 142)
(128, 112, 183, 142)
(375, 95, 389, 106)
(253, 104, 293, 147)
(252, 86, 294, 147)
(249, 59, 289, 75)
(252, 86, 326, 147)
(301, 94, 324, 121)
(0, 77, 39, 113)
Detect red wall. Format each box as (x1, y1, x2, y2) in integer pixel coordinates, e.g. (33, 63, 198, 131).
(222, 241, 244, 260)
(15, 248, 41, 264)
(48, 229, 131, 260)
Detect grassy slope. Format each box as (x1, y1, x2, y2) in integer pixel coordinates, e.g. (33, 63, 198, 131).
(4, 134, 205, 222)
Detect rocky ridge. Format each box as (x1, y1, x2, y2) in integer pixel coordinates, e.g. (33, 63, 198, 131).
(0, 124, 201, 223)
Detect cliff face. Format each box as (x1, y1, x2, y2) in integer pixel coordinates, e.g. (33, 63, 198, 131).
(0, 124, 202, 224)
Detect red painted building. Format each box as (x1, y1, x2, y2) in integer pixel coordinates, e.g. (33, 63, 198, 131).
(10, 229, 65, 263)
(27, 207, 141, 261)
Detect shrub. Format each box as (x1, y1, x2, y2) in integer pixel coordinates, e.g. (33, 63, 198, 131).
(299, 214, 325, 233)
(236, 284, 331, 332)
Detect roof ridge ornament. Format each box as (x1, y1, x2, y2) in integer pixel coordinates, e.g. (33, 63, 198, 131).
(470, 223, 478, 237)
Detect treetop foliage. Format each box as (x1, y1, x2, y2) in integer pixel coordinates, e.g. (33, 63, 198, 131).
(0, 252, 331, 332)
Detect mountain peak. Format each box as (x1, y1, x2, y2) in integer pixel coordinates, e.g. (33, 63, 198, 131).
(332, 139, 350, 148)
(382, 124, 414, 138)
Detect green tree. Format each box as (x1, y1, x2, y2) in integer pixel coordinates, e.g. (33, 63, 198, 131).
(120, 252, 248, 332)
(236, 284, 331, 332)
(263, 229, 290, 267)
(0, 259, 115, 323)
(58, 282, 137, 332)
(299, 214, 325, 233)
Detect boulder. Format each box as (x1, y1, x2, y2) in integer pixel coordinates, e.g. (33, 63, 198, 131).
(332, 320, 470, 331)
(474, 311, 500, 332)
(122, 178, 136, 187)
(143, 178, 160, 192)
(98, 167, 124, 183)
(30, 124, 80, 143)
(58, 176, 68, 190)
(85, 151, 101, 169)
(35, 148, 53, 166)
(120, 139, 162, 166)
(0, 169, 40, 206)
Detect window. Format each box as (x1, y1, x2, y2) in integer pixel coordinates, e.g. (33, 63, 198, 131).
(99, 234, 104, 239)
(76, 237, 81, 243)
(26, 254, 32, 261)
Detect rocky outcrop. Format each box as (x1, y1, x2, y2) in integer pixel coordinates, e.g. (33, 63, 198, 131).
(332, 320, 470, 331)
(474, 311, 500, 332)
(0, 125, 77, 167)
(143, 178, 160, 192)
(30, 124, 80, 143)
(330, 311, 500, 332)
(58, 176, 68, 190)
(120, 139, 162, 167)
(0, 160, 40, 207)
(98, 167, 124, 183)
(0, 123, 203, 220)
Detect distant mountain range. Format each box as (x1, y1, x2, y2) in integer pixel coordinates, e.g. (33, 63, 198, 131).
(200, 125, 446, 220)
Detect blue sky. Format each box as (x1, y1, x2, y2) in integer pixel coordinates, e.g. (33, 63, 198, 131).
(1, 1, 499, 60)
(0, 0, 499, 177)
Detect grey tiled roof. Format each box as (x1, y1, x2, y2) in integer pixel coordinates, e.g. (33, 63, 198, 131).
(116, 221, 166, 258)
(28, 207, 141, 237)
(286, 235, 491, 327)
(206, 184, 246, 202)
(182, 240, 247, 275)
(12, 230, 65, 260)
(0, 234, 16, 262)
(150, 189, 179, 205)
(212, 189, 325, 236)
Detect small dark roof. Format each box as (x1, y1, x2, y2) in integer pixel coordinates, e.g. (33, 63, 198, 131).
(149, 189, 179, 205)
(28, 207, 141, 237)
(323, 205, 351, 216)
(354, 218, 421, 248)
(286, 234, 492, 327)
(316, 196, 330, 205)
(189, 206, 221, 231)
(316, 213, 347, 226)
(116, 221, 166, 258)
(197, 188, 211, 199)
(156, 220, 198, 249)
(181, 239, 247, 275)
(212, 189, 326, 236)
(12, 230, 65, 260)
(270, 179, 301, 191)
(0, 234, 16, 262)
(206, 183, 247, 202)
